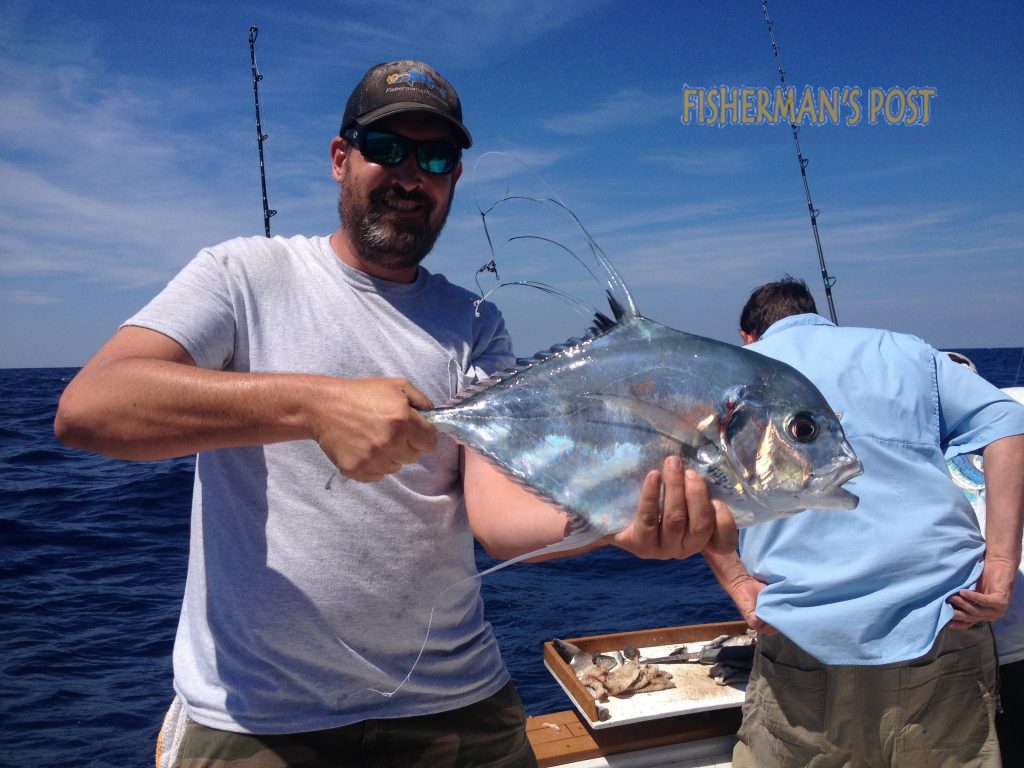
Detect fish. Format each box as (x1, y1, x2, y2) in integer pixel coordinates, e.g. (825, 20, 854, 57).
(424, 183, 861, 552)
(427, 297, 863, 557)
(422, 190, 863, 563)
(552, 638, 618, 676)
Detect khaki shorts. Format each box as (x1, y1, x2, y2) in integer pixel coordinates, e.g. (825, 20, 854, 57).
(733, 623, 1001, 768)
(156, 681, 538, 768)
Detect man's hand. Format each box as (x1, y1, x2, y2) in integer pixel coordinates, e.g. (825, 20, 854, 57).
(312, 377, 438, 482)
(725, 570, 775, 634)
(949, 434, 1024, 629)
(610, 457, 737, 559)
(948, 557, 1015, 629)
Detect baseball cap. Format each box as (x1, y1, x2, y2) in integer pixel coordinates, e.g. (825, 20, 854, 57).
(341, 60, 472, 148)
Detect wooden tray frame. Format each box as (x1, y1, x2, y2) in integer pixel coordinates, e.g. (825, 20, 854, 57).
(541, 619, 749, 726)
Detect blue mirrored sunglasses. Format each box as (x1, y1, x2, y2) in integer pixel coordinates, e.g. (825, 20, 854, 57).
(342, 128, 460, 175)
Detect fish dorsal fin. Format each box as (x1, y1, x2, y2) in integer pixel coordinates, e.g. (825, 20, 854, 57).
(456, 284, 637, 404)
(606, 290, 628, 322)
(560, 209, 639, 323)
(437, 328, 614, 408)
(590, 310, 616, 333)
(588, 290, 632, 334)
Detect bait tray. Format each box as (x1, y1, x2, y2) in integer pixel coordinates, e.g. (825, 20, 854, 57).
(542, 620, 749, 729)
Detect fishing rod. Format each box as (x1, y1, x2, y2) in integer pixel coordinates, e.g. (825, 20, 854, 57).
(761, 1, 839, 324)
(249, 26, 276, 237)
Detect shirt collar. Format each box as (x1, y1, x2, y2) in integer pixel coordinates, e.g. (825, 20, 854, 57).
(761, 313, 835, 339)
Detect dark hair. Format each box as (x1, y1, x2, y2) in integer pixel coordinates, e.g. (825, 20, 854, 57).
(740, 276, 818, 338)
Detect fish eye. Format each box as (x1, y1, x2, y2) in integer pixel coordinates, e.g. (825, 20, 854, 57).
(787, 412, 818, 443)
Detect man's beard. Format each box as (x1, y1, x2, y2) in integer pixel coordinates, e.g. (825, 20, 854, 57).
(339, 182, 453, 272)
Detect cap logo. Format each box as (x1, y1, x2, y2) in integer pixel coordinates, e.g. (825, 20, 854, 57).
(386, 68, 448, 102)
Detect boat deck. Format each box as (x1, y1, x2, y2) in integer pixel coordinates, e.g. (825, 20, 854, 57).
(526, 706, 740, 767)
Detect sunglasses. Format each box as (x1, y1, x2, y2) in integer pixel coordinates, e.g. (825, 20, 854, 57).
(342, 128, 461, 175)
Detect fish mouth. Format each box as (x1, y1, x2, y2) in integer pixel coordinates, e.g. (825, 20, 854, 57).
(815, 485, 860, 510)
(808, 456, 864, 510)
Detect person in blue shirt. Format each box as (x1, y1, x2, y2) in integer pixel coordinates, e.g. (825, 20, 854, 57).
(945, 353, 1024, 766)
(706, 276, 1024, 768)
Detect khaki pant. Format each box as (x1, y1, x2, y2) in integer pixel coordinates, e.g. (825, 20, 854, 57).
(156, 682, 538, 768)
(733, 623, 1001, 768)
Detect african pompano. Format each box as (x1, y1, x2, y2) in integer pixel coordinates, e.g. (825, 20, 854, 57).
(379, 310, 858, 698)
(428, 305, 862, 546)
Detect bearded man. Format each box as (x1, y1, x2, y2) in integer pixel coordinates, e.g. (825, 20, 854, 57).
(55, 61, 730, 767)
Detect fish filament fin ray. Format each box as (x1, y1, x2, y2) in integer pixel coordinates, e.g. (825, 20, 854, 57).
(368, 513, 605, 700)
(471, 152, 639, 326)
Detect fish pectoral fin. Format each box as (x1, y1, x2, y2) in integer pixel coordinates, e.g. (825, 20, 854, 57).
(580, 394, 716, 453)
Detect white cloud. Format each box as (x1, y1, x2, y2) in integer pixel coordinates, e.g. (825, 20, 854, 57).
(1, 290, 60, 306)
(0, 25, 266, 288)
(540, 89, 679, 135)
(649, 147, 752, 174)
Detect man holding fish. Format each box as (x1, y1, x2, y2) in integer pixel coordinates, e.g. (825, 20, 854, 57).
(55, 60, 734, 768)
(707, 277, 1024, 768)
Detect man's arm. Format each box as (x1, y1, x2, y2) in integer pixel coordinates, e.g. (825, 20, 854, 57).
(702, 548, 775, 634)
(54, 326, 437, 482)
(949, 433, 1024, 627)
(463, 450, 737, 562)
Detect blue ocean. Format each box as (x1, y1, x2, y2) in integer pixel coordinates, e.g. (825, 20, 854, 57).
(3, 348, 1022, 767)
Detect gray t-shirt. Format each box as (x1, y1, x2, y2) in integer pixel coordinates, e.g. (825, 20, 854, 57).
(127, 234, 514, 733)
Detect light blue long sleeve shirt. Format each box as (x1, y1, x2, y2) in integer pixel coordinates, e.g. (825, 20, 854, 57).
(739, 314, 1024, 664)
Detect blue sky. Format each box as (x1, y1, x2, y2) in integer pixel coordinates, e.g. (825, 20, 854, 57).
(1, 0, 1022, 368)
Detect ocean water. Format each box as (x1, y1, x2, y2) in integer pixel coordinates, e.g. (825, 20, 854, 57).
(2, 348, 1021, 768)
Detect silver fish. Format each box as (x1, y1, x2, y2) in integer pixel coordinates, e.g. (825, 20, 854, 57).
(428, 306, 861, 548)
(427, 188, 862, 560)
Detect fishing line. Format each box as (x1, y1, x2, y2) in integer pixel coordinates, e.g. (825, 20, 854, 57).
(761, 1, 839, 324)
(248, 27, 276, 237)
